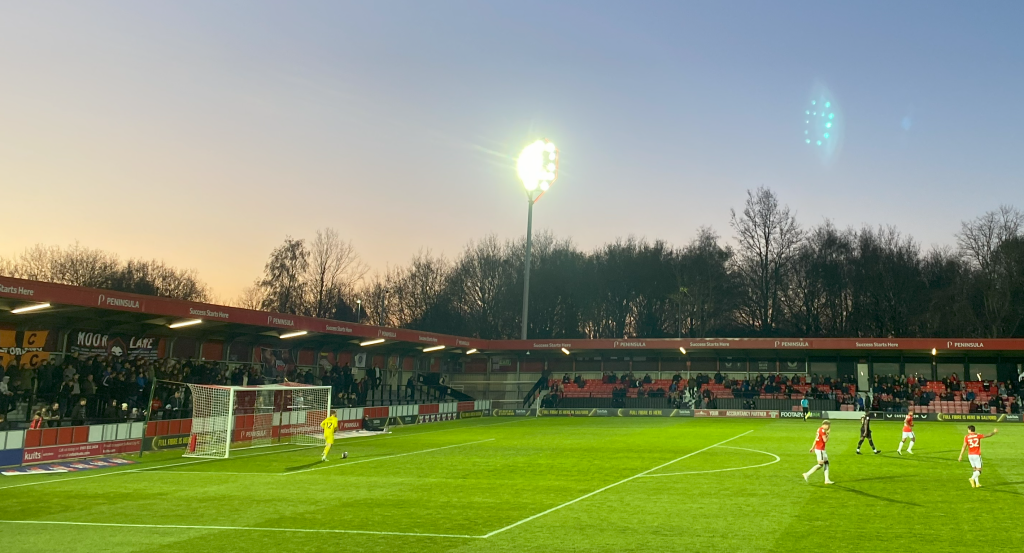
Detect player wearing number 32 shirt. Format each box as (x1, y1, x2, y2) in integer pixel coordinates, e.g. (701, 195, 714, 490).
(958, 425, 998, 488)
(802, 420, 834, 485)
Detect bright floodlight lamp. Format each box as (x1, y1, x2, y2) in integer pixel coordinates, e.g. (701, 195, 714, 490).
(360, 338, 385, 347)
(516, 139, 559, 196)
(169, 319, 202, 329)
(517, 139, 559, 340)
(423, 345, 445, 353)
(279, 330, 308, 339)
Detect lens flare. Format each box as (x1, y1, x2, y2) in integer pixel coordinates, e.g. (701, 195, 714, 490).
(517, 139, 558, 193)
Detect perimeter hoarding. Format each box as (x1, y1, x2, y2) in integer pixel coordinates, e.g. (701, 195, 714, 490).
(694, 409, 780, 419)
(870, 412, 1020, 423)
(492, 408, 694, 417)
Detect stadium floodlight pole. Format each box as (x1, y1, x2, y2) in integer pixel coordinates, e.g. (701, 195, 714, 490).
(516, 139, 559, 339)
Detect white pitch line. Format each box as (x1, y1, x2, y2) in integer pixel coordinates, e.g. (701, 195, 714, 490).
(1, 418, 522, 489)
(0, 445, 316, 491)
(480, 430, 753, 539)
(0, 519, 481, 539)
(638, 446, 780, 477)
(284, 438, 495, 475)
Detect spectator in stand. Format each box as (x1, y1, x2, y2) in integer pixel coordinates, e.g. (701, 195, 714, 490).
(574, 374, 585, 389)
(165, 391, 184, 419)
(406, 375, 416, 401)
(70, 398, 88, 426)
(43, 402, 62, 427)
(562, 374, 571, 384)
(714, 370, 724, 385)
(102, 399, 120, 423)
(672, 372, 682, 384)
(81, 374, 97, 415)
(642, 373, 653, 385)
(29, 410, 44, 429)
(0, 375, 13, 415)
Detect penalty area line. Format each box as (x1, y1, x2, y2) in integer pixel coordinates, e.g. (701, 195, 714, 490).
(480, 430, 753, 539)
(0, 445, 317, 491)
(0, 520, 482, 539)
(284, 438, 496, 475)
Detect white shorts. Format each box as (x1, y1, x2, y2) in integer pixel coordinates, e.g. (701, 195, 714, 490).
(902, 431, 915, 440)
(968, 454, 982, 469)
(815, 449, 828, 463)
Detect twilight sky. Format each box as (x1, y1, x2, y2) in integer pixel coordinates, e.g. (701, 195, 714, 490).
(2, 1, 1022, 301)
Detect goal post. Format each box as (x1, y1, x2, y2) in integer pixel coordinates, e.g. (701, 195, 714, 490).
(184, 384, 331, 459)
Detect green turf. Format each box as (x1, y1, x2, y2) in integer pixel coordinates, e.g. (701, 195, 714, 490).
(2, 416, 1021, 553)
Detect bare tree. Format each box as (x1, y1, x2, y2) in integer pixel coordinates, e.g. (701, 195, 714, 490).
(305, 228, 368, 318)
(957, 205, 1024, 337)
(730, 186, 803, 334)
(233, 281, 267, 310)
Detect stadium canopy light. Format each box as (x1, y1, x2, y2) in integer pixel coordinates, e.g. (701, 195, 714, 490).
(11, 302, 51, 314)
(679, 347, 687, 354)
(423, 345, 445, 353)
(279, 330, 308, 339)
(360, 338, 385, 347)
(561, 347, 571, 355)
(466, 348, 478, 355)
(931, 348, 937, 356)
(168, 319, 202, 329)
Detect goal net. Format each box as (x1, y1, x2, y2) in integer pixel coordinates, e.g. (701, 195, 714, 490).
(184, 384, 331, 458)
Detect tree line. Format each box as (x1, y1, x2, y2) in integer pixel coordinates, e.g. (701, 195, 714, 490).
(4, 188, 1024, 339)
(0, 243, 210, 302)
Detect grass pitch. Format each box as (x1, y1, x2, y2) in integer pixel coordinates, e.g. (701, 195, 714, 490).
(2, 416, 1021, 553)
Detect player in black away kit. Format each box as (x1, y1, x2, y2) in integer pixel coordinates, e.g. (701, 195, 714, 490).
(856, 411, 881, 455)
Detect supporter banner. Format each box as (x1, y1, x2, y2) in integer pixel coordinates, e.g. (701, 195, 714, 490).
(259, 347, 295, 379)
(70, 330, 158, 359)
(0, 329, 50, 368)
(22, 439, 141, 464)
(492, 409, 536, 417)
(935, 413, 1010, 423)
(143, 434, 191, 451)
(1, 457, 136, 476)
(694, 409, 780, 419)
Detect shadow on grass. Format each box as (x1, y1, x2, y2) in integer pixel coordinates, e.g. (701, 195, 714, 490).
(285, 460, 324, 472)
(831, 485, 922, 507)
(837, 475, 903, 483)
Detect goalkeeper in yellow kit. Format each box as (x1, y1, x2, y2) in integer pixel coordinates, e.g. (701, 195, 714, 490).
(320, 413, 338, 461)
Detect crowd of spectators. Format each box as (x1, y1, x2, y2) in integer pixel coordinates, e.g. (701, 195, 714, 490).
(539, 368, 1023, 414)
(0, 354, 432, 429)
(869, 373, 1021, 413)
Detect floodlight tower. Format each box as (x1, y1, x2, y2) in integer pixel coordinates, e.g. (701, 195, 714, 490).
(516, 139, 559, 340)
